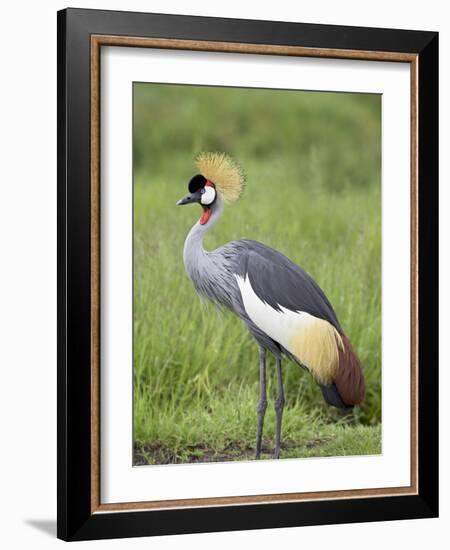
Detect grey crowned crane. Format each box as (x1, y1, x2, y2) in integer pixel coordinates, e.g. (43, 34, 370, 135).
(177, 152, 365, 459)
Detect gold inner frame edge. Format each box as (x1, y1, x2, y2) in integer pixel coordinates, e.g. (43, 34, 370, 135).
(90, 35, 419, 514)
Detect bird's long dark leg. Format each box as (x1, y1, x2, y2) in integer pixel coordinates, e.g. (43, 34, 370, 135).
(255, 347, 267, 459)
(274, 356, 285, 459)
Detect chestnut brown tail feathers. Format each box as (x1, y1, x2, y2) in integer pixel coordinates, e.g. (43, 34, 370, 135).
(334, 333, 365, 406)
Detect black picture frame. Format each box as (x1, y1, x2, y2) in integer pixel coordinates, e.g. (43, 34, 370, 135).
(57, 7, 438, 541)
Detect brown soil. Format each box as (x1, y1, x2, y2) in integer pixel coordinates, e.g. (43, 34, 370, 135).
(133, 436, 332, 466)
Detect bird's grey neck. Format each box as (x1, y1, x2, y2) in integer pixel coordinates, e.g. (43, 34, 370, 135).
(182, 197, 238, 310)
(183, 199, 224, 264)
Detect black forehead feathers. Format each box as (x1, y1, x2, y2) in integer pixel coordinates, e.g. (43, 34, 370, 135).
(188, 174, 206, 193)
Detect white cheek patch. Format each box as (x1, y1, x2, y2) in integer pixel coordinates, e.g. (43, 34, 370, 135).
(200, 186, 216, 205)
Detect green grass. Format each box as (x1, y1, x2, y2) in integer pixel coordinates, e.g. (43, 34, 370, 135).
(133, 83, 382, 464)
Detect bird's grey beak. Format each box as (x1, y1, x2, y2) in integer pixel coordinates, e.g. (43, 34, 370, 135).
(176, 192, 199, 206)
(176, 195, 191, 206)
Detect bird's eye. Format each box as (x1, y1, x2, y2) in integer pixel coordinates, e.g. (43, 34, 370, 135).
(200, 188, 206, 194)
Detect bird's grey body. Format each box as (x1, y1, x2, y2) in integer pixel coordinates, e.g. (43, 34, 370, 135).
(178, 161, 365, 459)
(184, 199, 285, 356)
(183, 196, 340, 357)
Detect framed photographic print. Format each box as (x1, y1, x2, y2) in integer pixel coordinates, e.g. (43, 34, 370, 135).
(57, 8, 438, 541)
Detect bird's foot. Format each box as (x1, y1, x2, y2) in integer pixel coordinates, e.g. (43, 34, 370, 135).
(255, 441, 263, 460)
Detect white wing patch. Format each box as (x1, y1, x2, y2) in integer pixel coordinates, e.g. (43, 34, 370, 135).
(235, 274, 315, 354)
(235, 273, 342, 383)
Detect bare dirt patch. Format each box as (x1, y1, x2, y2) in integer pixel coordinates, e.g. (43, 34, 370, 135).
(133, 436, 332, 465)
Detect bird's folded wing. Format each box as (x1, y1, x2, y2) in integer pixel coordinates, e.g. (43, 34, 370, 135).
(236, 241, 341, 332)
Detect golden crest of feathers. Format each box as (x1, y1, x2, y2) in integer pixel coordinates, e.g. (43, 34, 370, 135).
(195, 152, 246, 203)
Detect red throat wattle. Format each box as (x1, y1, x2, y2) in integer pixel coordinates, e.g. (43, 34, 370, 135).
(200, 206, 212, 225)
